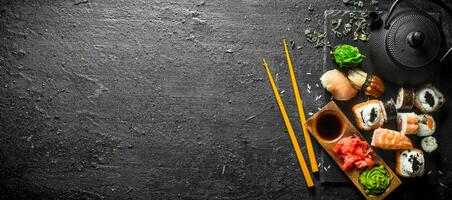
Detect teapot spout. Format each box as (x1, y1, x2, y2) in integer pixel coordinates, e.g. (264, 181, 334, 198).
(369, 11, 382, 30)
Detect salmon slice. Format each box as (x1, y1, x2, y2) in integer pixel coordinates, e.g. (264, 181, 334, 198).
(426, 117, 434, 129)
(371, 128, 413, 150)
(406, 115, 417, 123)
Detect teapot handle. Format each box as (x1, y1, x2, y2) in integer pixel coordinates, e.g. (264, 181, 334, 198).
(385, 0, 452, 28)
(432, 0, 452, 63)
(384, 0, 404, 29)
(440, 47, 452, 63)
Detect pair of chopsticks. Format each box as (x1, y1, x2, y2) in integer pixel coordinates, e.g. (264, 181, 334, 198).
(261, 39, 317, 188)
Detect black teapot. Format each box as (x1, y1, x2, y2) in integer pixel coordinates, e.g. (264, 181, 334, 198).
(368, 0, 452, 86)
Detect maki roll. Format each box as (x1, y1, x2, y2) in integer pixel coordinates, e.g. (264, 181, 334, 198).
(417, 114, 436, 137)
(421, 136, 438, 153)
(384, 98, 398, 122)
(397, 113, 418, 135)
(396, 149, 425, 178)
(352, 100, 387, 131)
(347, 68, 385, 98)
(395, 87, 415, 110)
(414, 84, 446, 113)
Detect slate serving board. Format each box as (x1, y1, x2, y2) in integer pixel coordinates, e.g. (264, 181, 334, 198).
(320, 10, 440, 185)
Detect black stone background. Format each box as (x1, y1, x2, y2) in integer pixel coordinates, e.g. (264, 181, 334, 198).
(0, 0, 451, 199)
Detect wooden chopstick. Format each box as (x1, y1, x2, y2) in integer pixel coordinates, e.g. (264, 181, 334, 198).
(283, 38, 319, 173)
(262, 58, 314, 188)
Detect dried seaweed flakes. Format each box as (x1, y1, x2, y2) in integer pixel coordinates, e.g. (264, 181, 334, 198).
(331, 12, 371, 42)
(304, 28, 327, 48)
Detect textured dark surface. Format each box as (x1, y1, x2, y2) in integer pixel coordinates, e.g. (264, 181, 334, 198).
(0, 0, 452, 199)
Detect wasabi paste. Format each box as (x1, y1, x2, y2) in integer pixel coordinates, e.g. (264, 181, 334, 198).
(359, 165, 391, 195)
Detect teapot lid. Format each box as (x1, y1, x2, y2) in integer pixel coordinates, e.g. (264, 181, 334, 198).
(386, 12, 442, 68)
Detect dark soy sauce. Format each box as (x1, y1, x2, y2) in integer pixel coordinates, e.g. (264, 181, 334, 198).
(315, 113, 343, 141)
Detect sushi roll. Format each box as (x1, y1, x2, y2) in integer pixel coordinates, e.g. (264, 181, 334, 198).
(395, 87, 415, 110)
(352, 100, 387, 131)
(417, 114, 436, 137)
(396, 149, 425, 178)
(421, 136, 438, 153)
(414, 84, 446, 113)
(320, 69, 358, 101)
(384, 98, 398, 122)
(397, 113, 418, 135)
(347, 68, 385, 98)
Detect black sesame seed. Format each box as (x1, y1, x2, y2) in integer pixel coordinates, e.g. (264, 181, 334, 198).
(369, 107, 377, 123)
(408, 154, 421, 173)
(425, 91, 435, 107)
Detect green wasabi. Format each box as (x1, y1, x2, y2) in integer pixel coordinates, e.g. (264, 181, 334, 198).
(331, 44, 365, 68)
(359, 165, 391, 195)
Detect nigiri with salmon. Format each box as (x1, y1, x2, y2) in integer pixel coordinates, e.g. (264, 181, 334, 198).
(320, 69, 358, 101)
(371, 128, 413, 150)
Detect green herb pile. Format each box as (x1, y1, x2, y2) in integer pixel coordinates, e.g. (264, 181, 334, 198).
(359, 165, 391, 195)
(331, 44, 365, 68)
